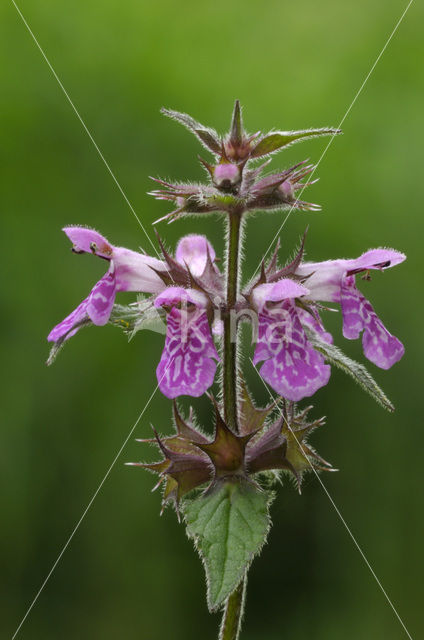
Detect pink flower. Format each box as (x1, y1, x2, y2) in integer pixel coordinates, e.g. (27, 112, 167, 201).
(48, 227, 221, 399)
(48, 227, 166, 343)
(252, 279, 331, 401)
(154, 287, 220, 398)
(297, 248, 406, 369)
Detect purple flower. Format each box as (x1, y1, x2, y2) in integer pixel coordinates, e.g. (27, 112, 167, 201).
(252, 279, 331, 401)
(154, 287, 220, 398)
(48, 227, 166, 343)
(48, 227, 221, 399)
(297, 248, 406, 369)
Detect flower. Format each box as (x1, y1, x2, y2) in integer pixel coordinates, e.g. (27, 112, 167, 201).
(154, 287, 220, 399)
(297, 248, 406, 369)
(47, 227, 166, 343)
(48, 227, 222, 399)
(251, 279, 331, 401)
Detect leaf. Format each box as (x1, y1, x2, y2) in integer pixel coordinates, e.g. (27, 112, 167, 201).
(239, 379, 275, 435)
(229, 99, 243, 146)
(184, 479, 272, 611)
(161, 108, 222, 155)
(305, 328, 395, 412)
(250, 128, 341, 158)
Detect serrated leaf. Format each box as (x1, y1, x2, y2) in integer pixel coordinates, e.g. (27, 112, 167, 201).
(305, 328, 395, 412)
(250, 128, 340, 158)
(184, 479, 272, 611)
(161, 108, 222, 155)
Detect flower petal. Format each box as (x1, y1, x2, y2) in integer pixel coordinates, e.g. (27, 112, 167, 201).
(47, 298, 89, 343)
(252, 278, 309, 310)
(155, 286, 208, 308)
(63, 226, 113, 258)
(346, 248, 406, 273)
(86, 268, 117, 325)
(297, 307, 334, 344)
(175, 235, 216, 277)
(296, 260, 348, 302)
(341, 276, 404, 369)
(112, 248, 167, 294)
(253, 300, 330, 401)
(156, 308, 219, 398)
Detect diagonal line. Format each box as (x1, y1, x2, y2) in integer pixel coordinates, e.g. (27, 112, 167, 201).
(250, 358, 414, 640)
(251, 0, 414, 281)
(10, 372, 166, 640)
(10, 0, 161, 261)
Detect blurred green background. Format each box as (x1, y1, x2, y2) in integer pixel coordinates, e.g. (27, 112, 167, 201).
(1, 0, 423, 638)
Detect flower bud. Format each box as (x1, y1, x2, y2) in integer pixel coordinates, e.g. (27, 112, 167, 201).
(213, 163, 241, 192)
(278, 180, 295, 201)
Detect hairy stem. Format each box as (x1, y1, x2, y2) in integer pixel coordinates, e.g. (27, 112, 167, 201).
(223, 211, 242, 433)
(220, 211, 246, 639)
(219, 576, 247, 640)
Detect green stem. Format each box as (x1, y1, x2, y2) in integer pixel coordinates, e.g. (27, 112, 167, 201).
(219, 576, 247, 640)
(223, 211, 242, 433)
(220, 210, 246, 639)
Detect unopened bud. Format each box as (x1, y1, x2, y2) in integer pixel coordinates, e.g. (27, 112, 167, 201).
(213, 163, 241, 192)
(278, 180, 295, 201)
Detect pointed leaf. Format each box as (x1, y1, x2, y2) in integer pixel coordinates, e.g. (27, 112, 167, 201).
(229, 99, 243, 146)
(184, 479, 272, 611)
(161, 108, 222, 155)
(250, 128, 341, 158)
(173, 402, 209, 444)
(239, 380, 275, 435)
(305, 328, 395, 412)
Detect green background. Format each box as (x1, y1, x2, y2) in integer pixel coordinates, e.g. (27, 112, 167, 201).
(1, 0, 423, 638)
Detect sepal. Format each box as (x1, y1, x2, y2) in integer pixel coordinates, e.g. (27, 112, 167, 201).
(239, 379, 275, 435)
(196, 397, 255, 478)
(247, 404, 334, 492)
(129, 422, 211, 517)
(246, 162, 321, 213)
(280, 405, 335, 491)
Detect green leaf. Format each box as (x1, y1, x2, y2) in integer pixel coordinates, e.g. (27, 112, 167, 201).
(161, 108, 222, 155)
(183, 479, 272, 611)
(305, 328, 395, 412)
(250, 127, 341, 158)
